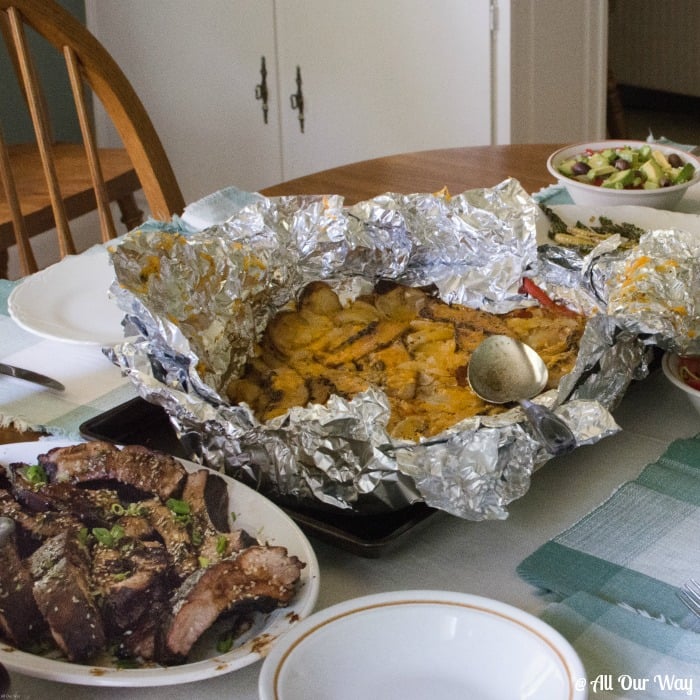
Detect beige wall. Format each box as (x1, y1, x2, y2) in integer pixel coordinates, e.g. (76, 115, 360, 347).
(609, 0, 700, 97)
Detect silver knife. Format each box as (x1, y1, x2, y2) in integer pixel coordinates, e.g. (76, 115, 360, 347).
(0, 362, 65, 391)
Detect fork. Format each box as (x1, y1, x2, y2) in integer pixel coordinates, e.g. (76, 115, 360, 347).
(677, 578, 700, 618)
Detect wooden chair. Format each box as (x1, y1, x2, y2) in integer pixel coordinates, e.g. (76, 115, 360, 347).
(606, 68, 628, 139)
(0, 0, 185, 278)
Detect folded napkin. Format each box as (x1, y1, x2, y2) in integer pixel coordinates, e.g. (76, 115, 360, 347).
(543, 592, 700, 698)
(518, 435, 700, 629)
(0, 279, 137, 440)
(179, 185, 263, 230)
(519, 435, 700, 696)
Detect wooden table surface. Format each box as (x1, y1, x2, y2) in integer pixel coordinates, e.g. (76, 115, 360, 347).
(2, 143, 560, 447)
(261, 143, 561, 204)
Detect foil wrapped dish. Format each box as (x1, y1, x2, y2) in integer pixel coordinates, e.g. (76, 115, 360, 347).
(107, 178, 699, 521)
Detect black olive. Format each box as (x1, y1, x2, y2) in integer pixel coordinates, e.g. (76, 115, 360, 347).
(571, 161, 590, 175)
(614, 158, 630, 170)
(667, 153, 683, 168)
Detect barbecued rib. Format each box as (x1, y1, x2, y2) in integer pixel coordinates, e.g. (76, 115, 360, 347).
(0, 489, 82, 551)
(30, 532, 106, 662)
(39, 442, 187, 501)
(160, 545, 304, 662)
(181, 469, 256, 563)
(0, 518, 46, 648)
(92, 539, 173, 636)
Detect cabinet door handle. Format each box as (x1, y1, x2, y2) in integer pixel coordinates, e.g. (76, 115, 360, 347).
(289, 66, 305, 133)
(255, 56, 269, 124)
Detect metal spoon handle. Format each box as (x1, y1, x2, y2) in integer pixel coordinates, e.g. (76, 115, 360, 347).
(518, 399, 576, 456)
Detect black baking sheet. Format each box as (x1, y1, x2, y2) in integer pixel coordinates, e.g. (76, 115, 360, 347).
(79, 397, 436, 557)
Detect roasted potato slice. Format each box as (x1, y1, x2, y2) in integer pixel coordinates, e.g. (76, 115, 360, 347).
(226, 281, 585, 439)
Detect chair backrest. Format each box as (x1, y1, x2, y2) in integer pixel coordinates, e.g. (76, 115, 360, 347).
(0, 0, 185, 268)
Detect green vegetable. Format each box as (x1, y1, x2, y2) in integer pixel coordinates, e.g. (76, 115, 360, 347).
(25, 464, 47, 484)
(542, 206, 645, 251)
(92, 524, 125, 547)
(166, 498, 192, 525)
(216, 633, 234, 654)
(557, 145, 695, 190)
(111, 502, 145, 517)
(166, 498, 190, 516)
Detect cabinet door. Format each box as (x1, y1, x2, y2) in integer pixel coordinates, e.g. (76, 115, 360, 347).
(275, 0, 493, 182)
(86, 0, 283, 199)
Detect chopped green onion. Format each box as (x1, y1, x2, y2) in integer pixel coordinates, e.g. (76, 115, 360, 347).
(216, 633, 234, 653)
(92, 527, 114, 547)
(92, 524, 125, 548)
(166, 498, 190, 515)
(25, 464, 47, 484)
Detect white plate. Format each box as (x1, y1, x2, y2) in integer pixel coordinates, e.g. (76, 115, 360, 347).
(8, 248, 126, 346)
(259, 590, 587, 700)
(536, 203, 700, 245)
(0, 439, 320, 687)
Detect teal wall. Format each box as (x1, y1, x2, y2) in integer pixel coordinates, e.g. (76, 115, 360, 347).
(1, 0, 86, 144)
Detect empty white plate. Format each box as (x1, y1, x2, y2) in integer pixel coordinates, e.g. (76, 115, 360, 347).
(8, 247, 126, 346)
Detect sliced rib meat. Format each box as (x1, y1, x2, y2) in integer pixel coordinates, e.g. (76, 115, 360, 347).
(93, 539, 173, 636)
(10, 477, 120, 527)
(39, 442, 187, 501)
(0, 518, 46, 648)
(181, 469, 256, 563)
(139, 497, 199, 578)
(0, 489, 82, 554)
(160, 545, 304, 663)
(30, 532, 106, 662)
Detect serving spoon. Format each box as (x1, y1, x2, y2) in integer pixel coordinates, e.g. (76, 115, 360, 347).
(467, 335, 576, 456)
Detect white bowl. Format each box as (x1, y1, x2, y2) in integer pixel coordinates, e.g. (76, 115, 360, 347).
(662, 352, 700, 416)
(259, 590, 587, 700)
(547, 140, 700, 210)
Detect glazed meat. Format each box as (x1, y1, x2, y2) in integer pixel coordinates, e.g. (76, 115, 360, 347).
(38, 442, 187, 501)
(0, 518, 46, 648)
(30, 531, 107, 662)
(160, 545, 304, 663)
(226, 280, 586, 440)
(0, 442, 305, 666)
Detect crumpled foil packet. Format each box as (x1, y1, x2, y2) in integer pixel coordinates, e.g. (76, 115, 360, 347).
(108, 179, 643, 521)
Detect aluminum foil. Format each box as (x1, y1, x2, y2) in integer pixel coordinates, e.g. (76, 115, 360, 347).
(108, 179, 645, 521)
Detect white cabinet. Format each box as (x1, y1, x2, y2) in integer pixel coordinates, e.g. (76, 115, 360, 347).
(274, 0, 493, 180)
(86, 1, 606, 204)
(87, 0, 283, 200)
(87, 0, 493, 201)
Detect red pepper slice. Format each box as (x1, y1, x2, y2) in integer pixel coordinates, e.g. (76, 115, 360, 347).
(519, 277, 580, 318)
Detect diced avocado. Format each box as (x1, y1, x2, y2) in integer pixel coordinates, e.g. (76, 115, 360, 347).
(652, 150, 671, 170)
(640, 158, 663, 184)
(557, 158, 578, 176)
(586, 164, 616, 180)
(638, 144, 652, 161)
(617, 148, 635, 164)
(673, 162, 695, 184)
(587, 153, 610, 169)
(602, 169, 634, 189)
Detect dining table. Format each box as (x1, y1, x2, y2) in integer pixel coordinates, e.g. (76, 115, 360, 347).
(1, 142, 700, 699)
